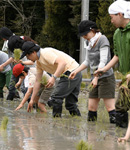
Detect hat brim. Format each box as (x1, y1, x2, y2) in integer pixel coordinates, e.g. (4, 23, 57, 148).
(78, 30, 91, 37)
(20, 51, 27, 59)
(20, 45, 40, 59)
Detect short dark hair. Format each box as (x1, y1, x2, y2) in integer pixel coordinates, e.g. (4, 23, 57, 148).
(91, 28, 100, 33)
(26, 48, 39, 55)
(0, 27, 13, 40)
(24, 36, 37, 44)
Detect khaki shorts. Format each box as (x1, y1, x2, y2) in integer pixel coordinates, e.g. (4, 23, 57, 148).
(89, 74, 115, 99)
(38, 85, 54, 105)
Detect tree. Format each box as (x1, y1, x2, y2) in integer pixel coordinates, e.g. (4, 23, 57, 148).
(89, 0, 100, 22)
(0, 0, 45, 37)
(42, 0, 78, 58)
(96, 0, 116, 56)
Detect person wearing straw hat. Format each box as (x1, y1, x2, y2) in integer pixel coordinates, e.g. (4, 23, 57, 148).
(94, 0, 130, 128)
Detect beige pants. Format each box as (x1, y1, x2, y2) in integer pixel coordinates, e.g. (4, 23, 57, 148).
(38, 85, 54, 105)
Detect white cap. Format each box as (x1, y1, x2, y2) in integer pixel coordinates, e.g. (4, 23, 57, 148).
(108, 0, 130, 19)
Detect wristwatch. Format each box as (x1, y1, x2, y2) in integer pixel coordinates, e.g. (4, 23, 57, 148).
(52, 74, 57, 80)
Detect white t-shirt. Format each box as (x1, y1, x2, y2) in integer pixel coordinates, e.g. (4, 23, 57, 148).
(27, 68, 50, 88)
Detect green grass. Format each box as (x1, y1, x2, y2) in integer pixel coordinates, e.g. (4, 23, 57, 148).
(76, 140, 93, 150)
(0, 116, 9, 130)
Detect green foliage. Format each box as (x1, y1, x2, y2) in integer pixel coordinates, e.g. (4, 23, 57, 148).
(96, 0, 116, 54)
(14, 49, 22, 61)
(0, 1, 45, 38)
(80, 82, 86, 89)
(40, 75, 48, 86)
(42, 0, 78, 57)
(69, 0, 81, 33)
(87, 83, 93, 92)
(89, 0, 100, 22)
(76, 140, 93, 150)
(0, 116, 8, 130)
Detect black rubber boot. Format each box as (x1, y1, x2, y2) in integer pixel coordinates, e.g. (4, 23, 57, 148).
(87, 111, 97, 121)
(14, 91, 20, 98)
(69, 108, 81, 117)
(116, 111, 128, 128)
(53, 106, 62, 118)
(109, 110, 116, 124)
(47, 99, 54, 108)
(7, 93, 14, 100)
(0, 93, 3, 98)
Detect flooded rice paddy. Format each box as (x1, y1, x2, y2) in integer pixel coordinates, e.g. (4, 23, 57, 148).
(0, 89, 130, 150)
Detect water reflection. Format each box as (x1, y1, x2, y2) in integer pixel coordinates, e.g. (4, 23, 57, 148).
(0, 91, 130, 150)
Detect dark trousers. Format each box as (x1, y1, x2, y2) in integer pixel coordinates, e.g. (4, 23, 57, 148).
(0, 70, 12, 98)
(51, 71, 82, 116)
(7, 73, 19, 100)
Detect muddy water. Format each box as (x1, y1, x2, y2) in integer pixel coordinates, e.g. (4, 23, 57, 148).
(0, 90, 130, 150)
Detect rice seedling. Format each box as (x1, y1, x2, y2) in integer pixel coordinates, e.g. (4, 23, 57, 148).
(81, 82, 86, 89)
(0, 116, 8, 130)
(60, 74, 69, 78)
(40, 75, 48, 86)
(87, 83, 93, 92)
(118, 72, 130, 106)
(76, 140, 93, 150)
(14, 49, 22, 61)
(114, 70, 123, 79)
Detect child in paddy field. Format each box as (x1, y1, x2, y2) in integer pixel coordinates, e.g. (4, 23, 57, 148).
(13, 63, 54, 112)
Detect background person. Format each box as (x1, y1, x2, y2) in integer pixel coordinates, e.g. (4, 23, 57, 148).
(0, 29, 35, 100)
(0, 51, 12, 98)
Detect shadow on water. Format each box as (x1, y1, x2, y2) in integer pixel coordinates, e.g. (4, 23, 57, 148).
(0, 89, 130, 150)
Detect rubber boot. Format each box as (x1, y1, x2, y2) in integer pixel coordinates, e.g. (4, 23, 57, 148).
(53, 105, 62, 118)
(7, 93, 14, 100)
(69, 108, 81, 117)
(87, 111, 97, 121)
(14, 91, 20, 98)
(0, 93, 3, 98)
(116, 111, 128, 128)
(109, 110, 116, 124)
(47, 99, 54, 108)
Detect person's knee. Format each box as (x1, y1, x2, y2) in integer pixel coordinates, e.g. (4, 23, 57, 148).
(104, 99, 115, 112)
(106, 105, 115, 112)
(88, 104, 97, 111)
